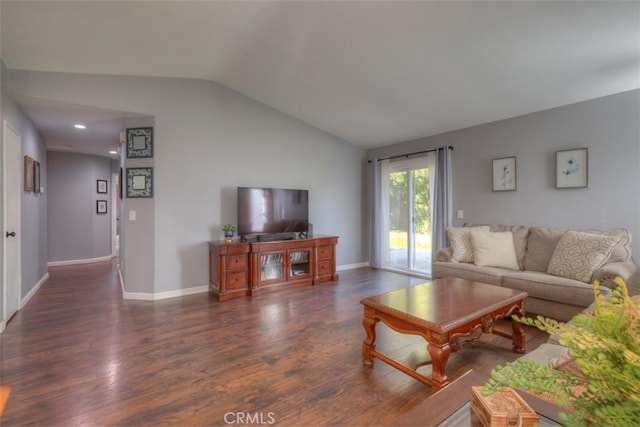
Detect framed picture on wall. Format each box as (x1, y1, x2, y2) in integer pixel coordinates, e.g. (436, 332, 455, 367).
(97, 179, 108, 194)
(34, 161, 41, 194)
(126, 127, 153, 158)
(126, 167, 153, 198)
(119, 168, 123, 199)
(24, 155, 34, 192)
(96, 200, 108, 214)
(556, 147, 588, 189)
(492, 156, 517, 191)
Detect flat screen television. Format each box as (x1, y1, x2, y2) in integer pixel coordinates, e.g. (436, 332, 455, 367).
(237, 187, 309, 236)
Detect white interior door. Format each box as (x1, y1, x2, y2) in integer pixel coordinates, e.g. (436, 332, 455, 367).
(3, 121, 22, 327)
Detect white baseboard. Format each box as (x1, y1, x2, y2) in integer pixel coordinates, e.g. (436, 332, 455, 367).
(120, 263, 369, 301)
(337, 262, 370, 271)
(118, 269, 125, 295)
(48, 255, 112, 267)
(0, 272, 45, 333)
(123, 285, 209, 301)
(21, 272, 49, 308)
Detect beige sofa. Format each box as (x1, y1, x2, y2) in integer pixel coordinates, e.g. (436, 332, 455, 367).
(433, 224, 638, 321)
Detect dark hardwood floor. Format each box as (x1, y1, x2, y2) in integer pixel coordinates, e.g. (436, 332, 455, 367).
(0, 261, 549, 426)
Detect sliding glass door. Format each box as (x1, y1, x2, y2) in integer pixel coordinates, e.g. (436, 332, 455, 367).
(380, 155, 434, 276)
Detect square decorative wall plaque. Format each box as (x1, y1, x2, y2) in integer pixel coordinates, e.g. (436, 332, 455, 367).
(126, 127, 153, 158)
(126, 167, 153, 198)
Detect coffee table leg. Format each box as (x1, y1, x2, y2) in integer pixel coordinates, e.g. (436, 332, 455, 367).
(427, 341, 451, 389)
(511, 305, 526, 354)
(511, 318, 526, 354)
(362, 306, 378, 367)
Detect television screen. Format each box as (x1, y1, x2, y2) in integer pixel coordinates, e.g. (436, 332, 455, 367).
(237, 187, 309, 236)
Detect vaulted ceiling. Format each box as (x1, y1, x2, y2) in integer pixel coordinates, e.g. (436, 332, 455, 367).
(2, 1, 639, 156)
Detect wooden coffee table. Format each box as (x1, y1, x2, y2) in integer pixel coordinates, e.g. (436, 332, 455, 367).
(360, 278, 527, 390)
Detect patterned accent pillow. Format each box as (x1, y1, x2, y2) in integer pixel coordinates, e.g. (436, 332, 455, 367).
(547, 231, 621, 283)
(549, 348, 586, 379)
(548, 347, 574, 369)
(446, 226, 490, 263)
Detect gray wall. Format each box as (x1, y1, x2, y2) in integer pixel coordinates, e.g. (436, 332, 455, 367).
(1, 60, 4, 317)
(120, 116, 155, 294)
(367, 90, 640, 258)
(47, 151, 113, 262)
(1, 62, 48, 301)
(7, 70, 365, 295)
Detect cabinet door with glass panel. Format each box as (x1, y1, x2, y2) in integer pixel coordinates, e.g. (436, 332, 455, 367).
(288, 248, 311, 279)
(254, 240, 314, 288)
(260, 251, 285, 282)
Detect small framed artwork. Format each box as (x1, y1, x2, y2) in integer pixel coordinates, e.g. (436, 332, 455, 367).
(119, 167, 123, 199)
(126, 167, 153, 198)
(96, 200, 108, 214)
(126, 127, 153, 158)
(556, 148, 588, 189)
(97, 179, 108, 194)
(24, 155, 34, 192)
(492, 156, 517, 192)
(34, 161, 41, 194)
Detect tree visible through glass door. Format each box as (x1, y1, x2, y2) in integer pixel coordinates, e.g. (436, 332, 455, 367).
(382, 157, 433, 276)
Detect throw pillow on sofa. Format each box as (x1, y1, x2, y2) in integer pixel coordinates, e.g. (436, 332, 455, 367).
(579, 228, 632, 263)
(524, 227, 567, 272)
(446, 226, 490, 263)
(547, 230, 621, 283)
(465, 224, 530, 270)
(549, 347, 586, 379)
(470, 230, 520, 270)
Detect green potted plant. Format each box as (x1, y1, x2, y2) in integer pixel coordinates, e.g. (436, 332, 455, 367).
(483, 277, 640, 426)
(222, 223, 235, 238)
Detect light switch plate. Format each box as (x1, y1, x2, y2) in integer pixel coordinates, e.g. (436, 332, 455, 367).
(129, 210, 136, 221)
(457, 210, 464, 219)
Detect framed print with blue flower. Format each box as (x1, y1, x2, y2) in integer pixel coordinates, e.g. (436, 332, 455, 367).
(556, 148, 588, 189)
(492, 156, 516, 192)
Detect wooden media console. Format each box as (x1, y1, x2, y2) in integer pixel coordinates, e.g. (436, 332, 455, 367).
(209, 236, 339, 301)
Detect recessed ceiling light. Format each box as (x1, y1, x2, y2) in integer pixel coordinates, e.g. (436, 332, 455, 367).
(74, 124, 86, 129)
(109, 150, 118, 154)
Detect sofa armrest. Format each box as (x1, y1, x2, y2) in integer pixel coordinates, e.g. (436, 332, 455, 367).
(592, 259, 639, 289)
(435, 247, 453, 262)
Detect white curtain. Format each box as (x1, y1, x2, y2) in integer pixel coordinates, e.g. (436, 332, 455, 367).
(432, 146, 453, 253)
(370, 159, 380, 267)
(369, 158, 385, 268)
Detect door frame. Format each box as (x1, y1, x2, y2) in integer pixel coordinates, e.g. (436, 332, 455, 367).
(2, 120, 22, 331)
(381, 155, 433, 277)
(111, 172, 119, 257)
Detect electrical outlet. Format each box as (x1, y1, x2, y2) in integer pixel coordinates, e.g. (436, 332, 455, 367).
(457, 210, 464, 219)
